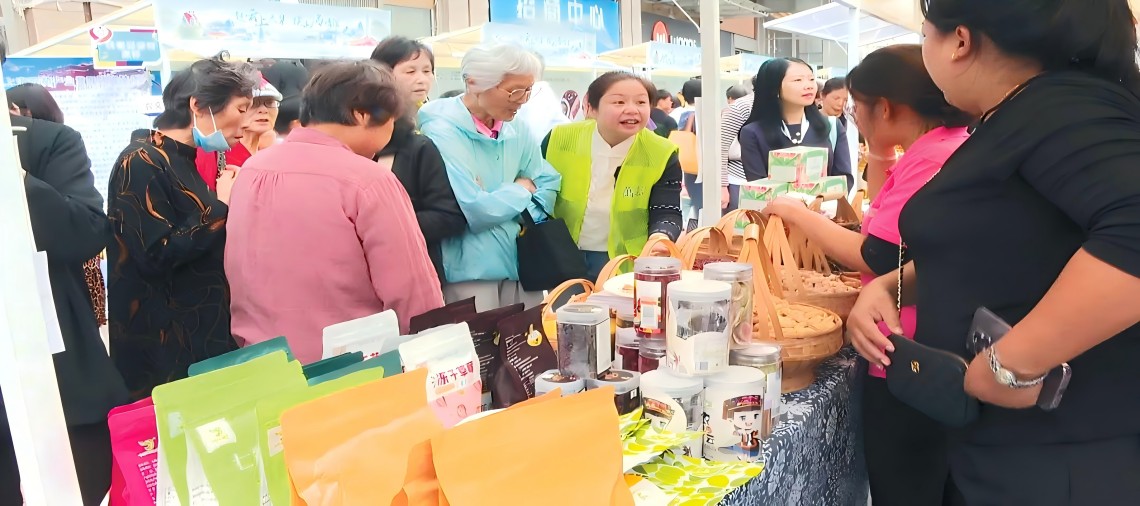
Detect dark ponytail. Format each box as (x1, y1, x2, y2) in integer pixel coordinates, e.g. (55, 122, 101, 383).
(846, 44, 974, 128)
(923, 0, 1140, 97)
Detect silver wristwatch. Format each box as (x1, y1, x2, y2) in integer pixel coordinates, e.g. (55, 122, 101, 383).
(987, 347, 1046, 389)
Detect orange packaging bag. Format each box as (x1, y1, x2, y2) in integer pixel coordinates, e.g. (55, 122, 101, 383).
(280, 368, 445, 505)
(432, 387, 634, 506)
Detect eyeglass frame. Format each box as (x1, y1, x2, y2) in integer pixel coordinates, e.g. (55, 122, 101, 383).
(252, 97, 281, 109)
(492, 84, 533, 103)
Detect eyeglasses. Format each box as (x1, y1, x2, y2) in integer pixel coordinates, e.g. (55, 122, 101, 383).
(252, 97, 280, 109)
(495, 85, 533, 103)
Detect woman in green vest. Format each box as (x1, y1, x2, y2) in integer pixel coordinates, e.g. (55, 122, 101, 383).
(541, 71, 684, 279)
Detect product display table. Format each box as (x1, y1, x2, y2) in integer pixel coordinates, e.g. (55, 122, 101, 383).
(722, 347, 868, 506)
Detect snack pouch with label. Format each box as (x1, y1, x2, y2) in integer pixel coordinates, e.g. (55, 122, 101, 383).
(108, 398, 158, 506)
(152, 352, 299, 506)
(187, 336, 294, 376)
(321, 309, 400, 360)
(492, 305, 557, 408)
(281, 369, 445, 505)
(409, 297, 477, 334)
(256, 366, 389, 506)
(181, 366, 307, 506)
(465, 303, 525, 409)
(399, 323, 482, 428)
(301, 352, 363, 379)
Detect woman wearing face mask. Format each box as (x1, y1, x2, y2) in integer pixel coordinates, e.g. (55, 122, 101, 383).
(541, 72, 683, 279)
(370, 37, 467, 285)
(766, 45, 972, 506)
(194, 76, 282, 189)
(849, 0, 1140, 502)
(418, 42, 562, 311)
(226, 61, 443, 364)
(106, 55, 255, 399)
(738, 58, 853, 190)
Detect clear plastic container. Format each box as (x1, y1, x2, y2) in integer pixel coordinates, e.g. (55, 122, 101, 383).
(640, 369, 705, 458)
(638, 337, 666, 372)
(703, 263, 755, 349)
(634, 257, 682, 339)
(586, 370, 641, 415)
(702, 366, 766, 463)
(556, 303, 611, 379)
(535, 369, 585, 397)
(665, 280, 732, 376)
(730, 343, 783, 439)
(615, 326, 641, 372)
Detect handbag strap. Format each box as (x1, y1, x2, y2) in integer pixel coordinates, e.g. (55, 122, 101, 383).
(896, 168, 943, 312)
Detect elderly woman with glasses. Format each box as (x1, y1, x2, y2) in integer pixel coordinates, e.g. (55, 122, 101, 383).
(418, 42, 561, 311)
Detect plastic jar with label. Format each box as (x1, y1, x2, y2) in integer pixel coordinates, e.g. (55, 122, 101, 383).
(556, 303, 612, 379)
(666, 280, 732, 376)
(634, 257, 682, 339)
(703, 262, 755, 350)
(729, 343, 783, 439)
(535, 370, 585, 396)
(702, 366, 766, 463)
(640, 369, 705, 458)
(586, 370, 641, 415)
(638, 337, 666, 372)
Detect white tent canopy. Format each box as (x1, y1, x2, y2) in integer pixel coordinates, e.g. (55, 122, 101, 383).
(763, 1, 914, 47)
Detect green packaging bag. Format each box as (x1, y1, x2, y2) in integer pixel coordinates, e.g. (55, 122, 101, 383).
(301, 352, 364, 380)
(187, 336, 294, 376)
(182, 361, 307, 505)
(256, 366, 388, 506)
(153, 352, 300, 506)
(306, 351, 397, 386)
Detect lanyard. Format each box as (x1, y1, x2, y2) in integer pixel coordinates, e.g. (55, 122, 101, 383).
(780, 120, 808, 145)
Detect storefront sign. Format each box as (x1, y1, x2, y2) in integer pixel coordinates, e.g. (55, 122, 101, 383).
(641, 13, 734, 57)
(489, 0, 621, 53)
(90, 27, 161, 69)
(482, 22, 597, 67)
(153, 0, 391, 59)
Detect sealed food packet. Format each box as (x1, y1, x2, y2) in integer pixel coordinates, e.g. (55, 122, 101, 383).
(465, 303, 525, 409)
(108, 398, 158, 506)
(321, 309, 400, 360)
(301, 351, 363, 379)
(306, 353, 389, 385)
(492, 305, 557, 408)
(400, 323, 483, 428)
(255, 365, 388, 506)
(152, 352, 300, 506)
(433, 387, 633, 506)
(410, 297, 477, 334)
(281, 369, 445, 505)
(187, 336, 294, 376)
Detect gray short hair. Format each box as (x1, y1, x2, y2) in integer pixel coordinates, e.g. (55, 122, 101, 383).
(461, 43, 543, 93)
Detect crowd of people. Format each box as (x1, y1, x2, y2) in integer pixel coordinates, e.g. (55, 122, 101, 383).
(3, 0, 1140, 504)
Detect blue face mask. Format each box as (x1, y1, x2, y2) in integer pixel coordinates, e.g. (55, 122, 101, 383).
(192, 110, 231, 153)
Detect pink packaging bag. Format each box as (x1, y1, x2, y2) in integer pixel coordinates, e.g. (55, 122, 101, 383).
(108, 398, 159, 506)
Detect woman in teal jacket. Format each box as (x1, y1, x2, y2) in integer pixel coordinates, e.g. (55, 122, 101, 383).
(418, 42, 561, 311)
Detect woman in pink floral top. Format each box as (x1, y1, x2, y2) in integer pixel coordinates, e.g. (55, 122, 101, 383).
(764, 45, 972, 506)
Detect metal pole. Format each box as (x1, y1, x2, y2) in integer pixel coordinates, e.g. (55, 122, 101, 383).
(0, 69, 83, 505)
(698, 0, 722, 227)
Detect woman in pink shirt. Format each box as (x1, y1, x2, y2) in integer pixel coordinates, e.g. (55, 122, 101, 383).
(764, 45, 972, 506)
(225, 61, 444, 363)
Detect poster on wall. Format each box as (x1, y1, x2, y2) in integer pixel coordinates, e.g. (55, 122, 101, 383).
(90, 26, 162, 69)
(153, 0, 391, 59)
(489, 0, 621, 53)
(2, 57, 159, 203)
(482, 22, 597, 67)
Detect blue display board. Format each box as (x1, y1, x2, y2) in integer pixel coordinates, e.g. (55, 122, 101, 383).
(489, 0, 621, 53)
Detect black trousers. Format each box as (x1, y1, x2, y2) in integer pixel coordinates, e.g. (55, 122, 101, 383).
(0, 418, 112, 506)
(863, 375, 965, 506)
(950, 433, 1140, 506)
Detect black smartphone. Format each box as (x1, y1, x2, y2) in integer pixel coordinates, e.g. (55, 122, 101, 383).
(970, 307, 1071, 411)
(1037, 363, 1071, 411)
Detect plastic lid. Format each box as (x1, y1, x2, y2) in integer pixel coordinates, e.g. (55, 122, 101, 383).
(587, 370, 640, 394)
(704, 365, 766, 387)
(634, 256, 682, 272)
(640, 369, 704, 396)
(731, 343, 782, 363)
(537, 369, 581, 384)
(639, 338, 666, 352)
(703, 262, 754, 282)
(556, 303, 609, 325)
(668, 279, 732, 303)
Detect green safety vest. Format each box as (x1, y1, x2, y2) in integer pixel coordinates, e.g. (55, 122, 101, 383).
(546, 120, 677, 258)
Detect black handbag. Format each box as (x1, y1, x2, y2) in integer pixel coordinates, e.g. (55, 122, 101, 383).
(516, 199, 587, 291)
(884, 244, 980, 428)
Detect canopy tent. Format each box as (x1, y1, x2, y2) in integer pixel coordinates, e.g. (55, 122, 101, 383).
(423, 22, 623, 72)
(14, 0, 204, 62)
(599, 41, 701, 75)
(763, 1, 914, 49)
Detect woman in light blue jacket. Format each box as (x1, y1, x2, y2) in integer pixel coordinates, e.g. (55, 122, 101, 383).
(418, 42, 561, 311)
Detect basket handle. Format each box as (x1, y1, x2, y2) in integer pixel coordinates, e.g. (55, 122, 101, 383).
(763, 216, 805, 294)
(639, 235, 682, 259)
(787, 222, 832, 274)
(738, 223, 785, 341)
(851, 189, 866, 221)
(715, 209, 767, 240)
(541, 278, 596, 320)
(595, 254, 636, 287)
(677, 226, 730, 270)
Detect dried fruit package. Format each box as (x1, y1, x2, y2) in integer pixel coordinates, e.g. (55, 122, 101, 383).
(399, 323, 482, 428)
(187, 336, 293, 377)
(108, 398, 158, 506)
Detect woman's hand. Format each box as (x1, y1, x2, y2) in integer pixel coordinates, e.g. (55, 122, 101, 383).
(847, 274, 902, 368)
(762, 196, 812, 223)
(515, 177, 537, 193)
(648, 233, 673, 255)
(720, 186, 731, 209)
(216, 167, 239, 204)
(964, 347, 1043, 409)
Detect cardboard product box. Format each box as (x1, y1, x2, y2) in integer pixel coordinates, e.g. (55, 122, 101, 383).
(738, 179, 790, 212)
(768, 146, 830, 183)
(790, 175, 848, 198)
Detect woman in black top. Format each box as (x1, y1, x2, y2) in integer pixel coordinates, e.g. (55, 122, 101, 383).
(738, 58, 853, 190)
(848, 0, 1140, 503)
(107, 56, 256, 399)
(371, 37, 466, 284)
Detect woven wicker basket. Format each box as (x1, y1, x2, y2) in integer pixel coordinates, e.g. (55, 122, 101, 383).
(764, 216, 861, 322)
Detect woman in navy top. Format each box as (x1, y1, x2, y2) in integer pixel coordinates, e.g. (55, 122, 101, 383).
(738, 58, 853, 189)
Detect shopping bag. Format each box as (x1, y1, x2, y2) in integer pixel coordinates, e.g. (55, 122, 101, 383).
(517, 203, 588, 292)
(281, 368, 445, 505)
(108, 398, 157, 506)
(433, 387, 634, 505)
